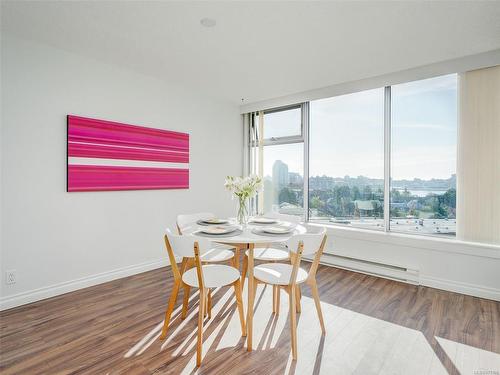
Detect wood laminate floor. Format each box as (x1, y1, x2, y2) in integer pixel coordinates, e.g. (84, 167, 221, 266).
(1, 264, 499, 374)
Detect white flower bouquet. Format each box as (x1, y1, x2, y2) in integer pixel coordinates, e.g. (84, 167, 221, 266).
(224, 175, 263, 224)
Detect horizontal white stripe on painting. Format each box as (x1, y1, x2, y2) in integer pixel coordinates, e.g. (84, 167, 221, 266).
(68, 141, 188, 154)
(68, 157, 189, 169)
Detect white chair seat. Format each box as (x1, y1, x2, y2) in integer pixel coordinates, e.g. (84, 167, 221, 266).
(254, 263, 308, 286)
(200, 247, 234, 262)
(245, 247, 289, 261)
(182, 264, 240, 288)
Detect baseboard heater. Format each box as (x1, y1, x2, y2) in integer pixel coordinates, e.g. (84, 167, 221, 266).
(305, 252, 420, 285)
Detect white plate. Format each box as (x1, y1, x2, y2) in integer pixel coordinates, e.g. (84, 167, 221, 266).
(200, 226, 237, 235)
(250, 217, 278, 224)
(202, 218, 229, 225)
(262, 226, 293, 234)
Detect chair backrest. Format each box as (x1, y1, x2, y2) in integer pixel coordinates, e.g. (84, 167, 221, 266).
(176, 212, 215, 234)
(265, 211, 302, 224)
(164, 229, 209, 288)
(285, 225, 327, 256)
(285, 225, 327, 285)
(165, 228, 213, 258)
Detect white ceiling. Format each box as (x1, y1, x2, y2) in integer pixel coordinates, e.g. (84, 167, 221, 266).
(2, 1, 500, 105)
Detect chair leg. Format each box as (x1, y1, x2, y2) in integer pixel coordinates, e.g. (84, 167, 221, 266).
(196, 288, 206, 367)
(310, 280, 326, 334)
(252, 280, 258, 302)
(241, 255, 248, 289)
(179, 257, 188, 274)
(233, 279, 247, 336)
(246, 275, 255, 351)
(272, 285, 277, 313)
(180, 258, 191, 320)
(181, 285, 190, 319)
(233, 247, 240, 270)
(288, 286, 298, 360)
(207, 289, 212, 319)
(276, 285, 281, 315)
(203, 290, 208, 317)
(276, 286, 280, 315)
(295, 285, 301, 313)
(160, 280, 180, 340)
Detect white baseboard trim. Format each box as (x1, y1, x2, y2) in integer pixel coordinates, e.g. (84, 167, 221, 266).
(309, 255, 500, 302)
(318, 252, 420, 285)
(420, 275, 500, 302)
(0, 258, 170, 311)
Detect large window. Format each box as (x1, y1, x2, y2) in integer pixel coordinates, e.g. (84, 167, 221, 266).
(248, 73, 458, 238)
(391, 74, 457, 236)
(309, 88, 385, 230)
(251, 105, 305, 218)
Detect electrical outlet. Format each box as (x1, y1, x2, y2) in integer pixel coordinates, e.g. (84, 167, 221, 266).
(6, 270, 16, 285)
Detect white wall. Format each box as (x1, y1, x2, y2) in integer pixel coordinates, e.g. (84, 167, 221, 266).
(0, 35, 242, 309)
(317, 226, 500, 301)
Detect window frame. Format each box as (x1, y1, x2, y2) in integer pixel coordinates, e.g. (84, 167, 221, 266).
(388, 75, 458, 237)
(307, 88, 386, 227)
(252, 103, 308, 220)
(261, 104, 304, 146)
(246, 74, 458, 238)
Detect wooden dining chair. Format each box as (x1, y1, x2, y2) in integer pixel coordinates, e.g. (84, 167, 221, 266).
(160, 229, 246, 367)
(252, 226, 327, 360)
(177, 213, 236, 263)
(177, 212, 213, 234)
(175, 213, 237, 322)
(241, 212, 302, 289)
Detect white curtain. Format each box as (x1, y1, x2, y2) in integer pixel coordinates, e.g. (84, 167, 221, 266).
(457, 65, 500, 244)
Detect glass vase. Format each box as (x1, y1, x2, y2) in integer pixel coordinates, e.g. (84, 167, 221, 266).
(237, 196, 248, 226)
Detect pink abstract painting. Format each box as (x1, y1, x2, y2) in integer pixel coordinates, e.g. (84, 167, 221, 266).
(67, 115, 189, 192)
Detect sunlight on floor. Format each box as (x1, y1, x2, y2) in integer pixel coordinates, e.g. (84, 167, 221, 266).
(124, 289, 200, 358)
(124, 321, 163, 358)
(435, 336, 500, 374)
(125, 283, 498, 374)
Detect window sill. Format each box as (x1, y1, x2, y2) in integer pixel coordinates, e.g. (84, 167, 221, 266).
(307, 221, 500, 259)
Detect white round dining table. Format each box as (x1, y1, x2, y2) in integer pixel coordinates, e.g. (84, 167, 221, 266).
(183, 219, 308, 352)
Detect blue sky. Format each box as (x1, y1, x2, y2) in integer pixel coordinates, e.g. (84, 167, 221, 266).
(263, 74, 457, 181)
